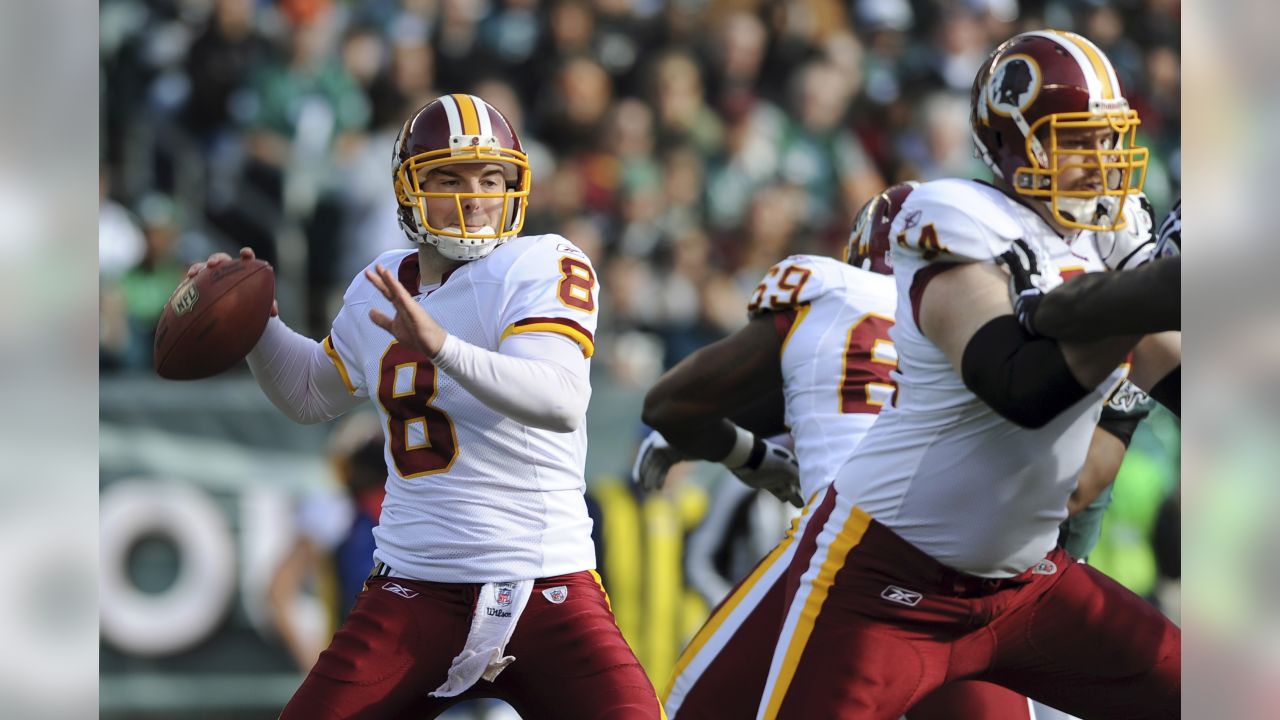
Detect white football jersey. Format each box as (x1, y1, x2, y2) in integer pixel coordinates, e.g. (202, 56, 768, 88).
(324, 235, 600, 582)
(747, 255, 897, 502)
(831, 179, 1129, 577)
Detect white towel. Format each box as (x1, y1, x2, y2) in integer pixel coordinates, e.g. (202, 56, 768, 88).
(430, 579, 534, 697)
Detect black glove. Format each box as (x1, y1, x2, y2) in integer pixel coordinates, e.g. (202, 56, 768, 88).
(999, 239, 1045, 336)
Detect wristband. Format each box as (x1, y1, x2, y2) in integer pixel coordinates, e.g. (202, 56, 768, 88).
(721, 425, 755, 469)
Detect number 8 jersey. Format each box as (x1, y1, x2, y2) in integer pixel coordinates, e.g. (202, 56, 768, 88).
(324, 235, 599, 583)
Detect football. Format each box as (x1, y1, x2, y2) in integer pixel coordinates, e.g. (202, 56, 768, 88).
(153, 259, 276, 380)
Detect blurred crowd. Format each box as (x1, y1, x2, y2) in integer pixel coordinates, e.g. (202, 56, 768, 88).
(98, 0, 1181, 382)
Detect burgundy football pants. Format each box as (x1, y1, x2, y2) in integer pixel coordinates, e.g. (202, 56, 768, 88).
(665, 499, 1032, 720)
(280, 570, 663, 719)
(759, 488, 1180, 719)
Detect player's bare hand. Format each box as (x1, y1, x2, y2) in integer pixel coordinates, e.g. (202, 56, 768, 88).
(366, 264, 448, 358)
(187, 247, 277, 316)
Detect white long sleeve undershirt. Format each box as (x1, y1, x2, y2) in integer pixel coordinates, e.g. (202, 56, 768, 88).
(433, 331, 590, 433)
(246, 316, 363, 424)
(246, 316, 590, 432)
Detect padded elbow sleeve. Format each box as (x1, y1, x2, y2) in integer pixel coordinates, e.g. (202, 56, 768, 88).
(1148, 365, 1180, 418)
(961, 316, 1090, 429)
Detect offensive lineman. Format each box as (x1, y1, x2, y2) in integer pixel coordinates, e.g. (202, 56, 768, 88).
(635, 184, 1037, 719)
(756, 31, 1181, 719)
(189, 95, 662, 718)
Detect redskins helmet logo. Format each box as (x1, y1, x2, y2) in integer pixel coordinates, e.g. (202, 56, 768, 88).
(988, 55, 1041, 117)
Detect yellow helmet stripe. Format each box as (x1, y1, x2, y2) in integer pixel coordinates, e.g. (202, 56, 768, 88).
(451, 93, 481, 135)
(1052, 30, 1116, 99)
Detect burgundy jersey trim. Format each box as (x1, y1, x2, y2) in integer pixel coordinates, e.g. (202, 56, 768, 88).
(909, 263, 960, 328)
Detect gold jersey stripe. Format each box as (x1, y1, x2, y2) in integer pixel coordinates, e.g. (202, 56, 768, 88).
(500, 321, 595, 359)
(322, 335, 357, 394)
(780, 303, 812, 356)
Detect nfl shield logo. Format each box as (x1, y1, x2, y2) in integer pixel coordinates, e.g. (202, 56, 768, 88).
(542, 586, 568, 604)
(495, 583, 514, 607)
(171, 281, 199, 316)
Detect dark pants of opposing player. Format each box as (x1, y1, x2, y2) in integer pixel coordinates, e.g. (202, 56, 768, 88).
(667, 494, 1029, 720)
(281, 570, 663, 719)
(762, 488, 1180, 720)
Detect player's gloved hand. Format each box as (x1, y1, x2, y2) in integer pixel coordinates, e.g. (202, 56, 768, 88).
(631, 430, 690, 492)
(1092, 192, 1155, 270)
(999, 238, 1045, 337)
(1153, 198, 1181, 259)
(729, 436, 804, 509)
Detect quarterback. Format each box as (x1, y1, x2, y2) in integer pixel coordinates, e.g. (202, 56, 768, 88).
(190, 95, 662, 718)
(755, 31, 1181, 719)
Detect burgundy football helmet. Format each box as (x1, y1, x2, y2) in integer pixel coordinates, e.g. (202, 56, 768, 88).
(970, 30, 1148, 231)
(846, 181, 919, 275)
(392, 94, 532, 261)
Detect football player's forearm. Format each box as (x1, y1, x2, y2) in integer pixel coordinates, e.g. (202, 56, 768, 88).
(1035, 257, 1180, 340)
(641, 413, 738, 463)
(247, 317, 363, 424)
(433, 332, 589, 433)
(643, 316, 784, 459)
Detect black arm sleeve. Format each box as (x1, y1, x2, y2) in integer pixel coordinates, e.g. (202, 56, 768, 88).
(1097, 406, 1146, 447)
(1148, 365, 1180, 418)
(961, 315, 1091, 429)
(1034, 256, 1180, 341)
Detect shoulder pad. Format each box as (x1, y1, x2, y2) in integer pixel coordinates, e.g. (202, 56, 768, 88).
(890, 180, 1022, 265)
(476, 234, 593, 284)
(747, 255, 843, 315)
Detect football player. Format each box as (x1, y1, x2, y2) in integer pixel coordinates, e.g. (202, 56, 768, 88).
(188, 95, 662, 718)
(755, 31, 1181, 719)
(635, 183, 1037, 720)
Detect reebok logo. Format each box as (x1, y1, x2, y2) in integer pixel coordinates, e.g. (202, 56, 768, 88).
(881, 585, 923, 607)
(382, 582, 419, 599)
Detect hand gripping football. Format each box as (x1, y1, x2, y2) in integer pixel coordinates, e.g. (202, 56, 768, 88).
(153, 259, 275, 380)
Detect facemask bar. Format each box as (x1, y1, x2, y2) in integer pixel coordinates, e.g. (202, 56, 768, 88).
(1011, 109, 1149, 231)
(394, 145, 532, 239)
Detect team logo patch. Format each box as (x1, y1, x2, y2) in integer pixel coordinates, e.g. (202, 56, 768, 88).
(171, 280, 199, 316)
(495, 583, 515, 607)
(1032, 559, 1058, 575)
(542, 586, 569, 604)
(1106, 380, 1150, 413)
(382, 582, 420, 599)
(988, 55, 1041, 117)
(881, 585, 923, 607)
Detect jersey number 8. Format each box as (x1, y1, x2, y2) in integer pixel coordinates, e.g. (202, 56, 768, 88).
(377, 342, 460, 478)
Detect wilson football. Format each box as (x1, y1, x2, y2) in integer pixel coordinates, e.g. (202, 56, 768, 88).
(153, 259, 275, 380)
